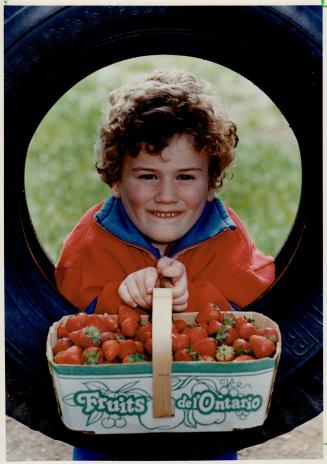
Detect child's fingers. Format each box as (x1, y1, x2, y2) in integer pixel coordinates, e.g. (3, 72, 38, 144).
(158, 259, 185, 279)
(172, 302, 188, 312)
(144, 267, 159, 294)
(172, 291, 189, 305)
(122, 277, 151, 309)
(118, 283, 138, 308)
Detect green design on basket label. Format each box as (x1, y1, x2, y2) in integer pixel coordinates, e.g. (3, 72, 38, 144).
(62, 377, 263, 430)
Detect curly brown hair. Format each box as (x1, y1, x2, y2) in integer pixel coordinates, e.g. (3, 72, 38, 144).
(95, 69, 239, 190)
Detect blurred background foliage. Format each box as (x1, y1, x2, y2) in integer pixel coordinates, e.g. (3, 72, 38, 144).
(25, 55, 301, 263)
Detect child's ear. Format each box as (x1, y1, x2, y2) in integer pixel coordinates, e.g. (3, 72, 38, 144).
(207, 189, 215, 202)
(112, 183, 121, 198)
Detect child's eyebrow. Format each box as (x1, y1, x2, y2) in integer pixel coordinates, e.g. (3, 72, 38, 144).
(131, 167, 203, 172)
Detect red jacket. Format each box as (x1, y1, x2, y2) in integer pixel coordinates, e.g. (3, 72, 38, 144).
(55, 197, 275, 314)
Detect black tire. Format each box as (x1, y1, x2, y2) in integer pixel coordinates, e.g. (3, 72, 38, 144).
(5, 5, 322, 459)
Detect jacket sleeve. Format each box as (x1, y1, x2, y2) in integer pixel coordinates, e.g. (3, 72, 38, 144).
(55, 203, 126, 315)
(185, 208, 275, 311)
(55, 267, 124, 314)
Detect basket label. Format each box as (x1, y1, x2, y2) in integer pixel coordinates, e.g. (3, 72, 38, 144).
(53, 371, 271, 433)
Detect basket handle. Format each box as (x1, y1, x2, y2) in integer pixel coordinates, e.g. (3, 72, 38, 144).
(152, 288, 174, 418)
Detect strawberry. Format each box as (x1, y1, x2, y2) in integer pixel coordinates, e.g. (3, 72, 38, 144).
(233, 355, 255, 362)
(121, 353, 146, 363)
(83, 346, 104, 365)
(191, 337, 217, 357)
(101, 331, 117, 342)
(249, 335, 276, 359)
(174, 349, 193, 361)
(68, 326, 101, 348)
(184, 326, 207, 344)
(52, 337, 72, 355)
(57, 324, 69, 338)
(173, 319, 187, 333)
(54, 346, 83, 365)
(232, 338, 251, 355)
(120, 317, 139, 338)
(87, 314, 108, 333)
(101, 313, 118, 332)
(221, 313, 237, 327)
(65, 312, 89, 333)
(172, 333, 190, 352)
(216, 344, 235, 362)
(144, 338, 153, 355)
(215, 325, 238, 345)
(134, 340, 145, 353)
(207, 319, 223, 336)
(102, 340, 120, 361)
(136, 322, 152, 342)
(262, 327, 280, 342)
(195, 303, 221, 323)
(118, 305, 141, 325)
(234, 316, 249, 331)
(238, 322, 259, 340)
(119, 339, 137, 359)
(171, 323, 179, 334)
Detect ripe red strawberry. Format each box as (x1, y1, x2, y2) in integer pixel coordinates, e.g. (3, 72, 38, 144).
(101, 313, 118, 332)
(207, 319, 223, 336)
(120, 317, 139, 338)
(221, 313, 237, 327)
(216, 344, 235, 362)
(101, 331, 117, 342)
(173, 319, 187, 333)
(144, 338, 153, 355)
(68, 326, 101, 348)
(232, 338, 251, 355)
(102, 340, 120, 361)
(121, 353, 146, 364)
(191, 337, 217, 357)
(174, 349, 193, 361)
(134, 341, 145, 353)
(136, 322, 152, 342)
(87, 314, 108, 333)
(262, 327, 280, 342)
(238, 322, 259, 340)
(65, 312, 89, 333)
(215, 325, 238, 345)
(171, 323, 179, 334)
(234, 316, 249, 331)
(233, 355, 255, 362)
(118, 305, 141, 325)
(53, 337, 72, 355)
(172, 333, 190, 353)
(57, 324, 69, 338)
(54, 346, 83, 365)
(195, 303, 222, 323)
(83, 346, 104, 365)
(249, 335, 276, 359)
(119, 339, 138, 359)
(184, 326, 207, 344)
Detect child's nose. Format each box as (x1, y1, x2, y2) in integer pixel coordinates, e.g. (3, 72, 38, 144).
(154, 179, 178, 203)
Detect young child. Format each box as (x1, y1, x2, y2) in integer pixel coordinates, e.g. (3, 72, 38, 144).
(55, 69, 275, 461)
(56, 69, 275, 317)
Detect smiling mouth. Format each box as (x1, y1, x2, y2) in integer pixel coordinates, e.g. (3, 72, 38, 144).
(150, 211, 180, 218)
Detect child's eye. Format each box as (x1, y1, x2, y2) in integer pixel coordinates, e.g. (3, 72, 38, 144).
(177, 174, 195, 180)
(138, 174, 157, 180)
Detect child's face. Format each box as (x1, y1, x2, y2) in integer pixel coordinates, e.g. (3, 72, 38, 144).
(112, 133, 215, 253)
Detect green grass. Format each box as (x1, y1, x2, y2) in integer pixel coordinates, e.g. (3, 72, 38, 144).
(25, 55, 301, 262)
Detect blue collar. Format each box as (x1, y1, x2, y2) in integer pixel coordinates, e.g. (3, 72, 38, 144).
(95, 197, 236, 258)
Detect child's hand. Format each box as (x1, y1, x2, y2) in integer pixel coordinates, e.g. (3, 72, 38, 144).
(157, 257, 189, 312)
(118, 267, 159, 310)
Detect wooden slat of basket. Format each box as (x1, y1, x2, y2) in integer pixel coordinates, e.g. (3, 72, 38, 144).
(152, 288, 174, 418)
